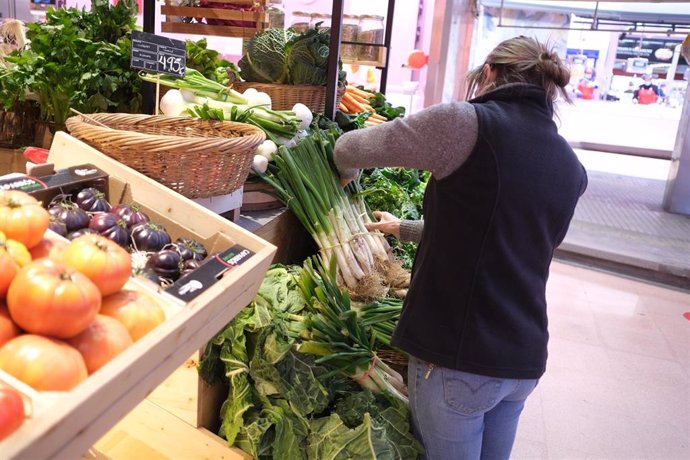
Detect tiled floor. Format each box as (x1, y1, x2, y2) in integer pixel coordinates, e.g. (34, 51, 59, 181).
(512, 261, 690, 460)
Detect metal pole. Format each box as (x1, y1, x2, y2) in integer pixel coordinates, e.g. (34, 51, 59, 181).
(325, 0, 344, 120)
(379, 0, 396, 94)
(142, 0, 156, 115)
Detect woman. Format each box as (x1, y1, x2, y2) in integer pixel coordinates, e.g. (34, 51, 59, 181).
(333, 36, 588, 459)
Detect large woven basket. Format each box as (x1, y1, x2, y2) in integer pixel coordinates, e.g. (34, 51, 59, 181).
(231, 81, 344, 113)
(65, 113, 265, 199)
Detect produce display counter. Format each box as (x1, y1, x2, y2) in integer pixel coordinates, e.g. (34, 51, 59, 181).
(0, 133, 278, 459)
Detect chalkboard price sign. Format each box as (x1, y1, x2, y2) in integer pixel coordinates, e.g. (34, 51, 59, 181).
(131, 30, 186, 78)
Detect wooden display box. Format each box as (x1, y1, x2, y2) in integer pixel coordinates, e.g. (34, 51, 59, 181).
(161, 0, 268, 39)
(0, 132, 276, 460)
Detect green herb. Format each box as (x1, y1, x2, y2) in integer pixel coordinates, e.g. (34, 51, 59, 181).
(0, 0, 141, 126)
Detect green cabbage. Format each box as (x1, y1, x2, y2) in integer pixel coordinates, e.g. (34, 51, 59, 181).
(239, 27, 335, 86)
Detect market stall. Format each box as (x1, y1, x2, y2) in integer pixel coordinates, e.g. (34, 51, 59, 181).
(0, 1, 421, 458)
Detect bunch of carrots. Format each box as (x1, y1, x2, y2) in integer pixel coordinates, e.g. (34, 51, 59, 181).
(339, 86, 388, 127)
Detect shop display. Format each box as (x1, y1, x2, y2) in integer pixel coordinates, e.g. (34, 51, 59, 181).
(0, 133, 276, 459)
(198, 265, 423, 459)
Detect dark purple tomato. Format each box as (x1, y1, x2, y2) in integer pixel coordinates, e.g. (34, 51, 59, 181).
(130, 223, 171, 252)
(88, 212, 130, 247)
(145, 249, 182, 281)
(48, 203, 90, 232)
(174, 237, 208, 262)
(74, 187, 111, 213)
(66, 227, 98, 240)
(111, 204, 150, 229)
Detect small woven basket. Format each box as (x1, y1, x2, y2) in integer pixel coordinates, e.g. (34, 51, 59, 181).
(65, 113, 266, 199)
(231, 81, 344, 113)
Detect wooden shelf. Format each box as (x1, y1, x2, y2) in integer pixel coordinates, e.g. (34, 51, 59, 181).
(161, 1, 268, 39)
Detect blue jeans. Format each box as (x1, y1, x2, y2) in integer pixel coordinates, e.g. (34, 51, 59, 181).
(408, 355, 539, 460)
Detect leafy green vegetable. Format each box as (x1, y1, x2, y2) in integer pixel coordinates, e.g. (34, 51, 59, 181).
(0, 0, 141, 126)
(238, 26, 344, 86)
(358, 168, 429, 269)
(185, 38, 238, 83)
(366, 90, 406, 120)
(199, 265, 423, 459)
(307, 413, 395, 460)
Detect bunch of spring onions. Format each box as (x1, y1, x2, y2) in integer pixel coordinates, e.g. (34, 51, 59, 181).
(355, 298, 403, 348)
(259, 128, 391, 296)
(296, 257, 408, 403)
(140, 69, 304, 143)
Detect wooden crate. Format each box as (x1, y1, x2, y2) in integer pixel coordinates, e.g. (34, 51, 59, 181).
(0, 132, 276, 460)
(161, 0, 269, 39)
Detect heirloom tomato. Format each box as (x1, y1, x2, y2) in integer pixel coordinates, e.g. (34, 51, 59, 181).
(28, 237, 68, 262)
(0, 190, 50, 249)
(101, 289, 166, 341)
(0, 335, 88, 391)
(0, 386, 25, 441)
(0, 232, 31, 298)
(61, 234, 132, 296)
(0, 302, 21, 347)
(67, 315, 133, 374)
(7, 259, 101, 339)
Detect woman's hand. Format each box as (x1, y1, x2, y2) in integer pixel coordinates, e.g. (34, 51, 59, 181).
(365, 211, 401, 239)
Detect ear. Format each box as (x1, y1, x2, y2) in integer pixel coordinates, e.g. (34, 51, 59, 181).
(483, 63, 493, 82)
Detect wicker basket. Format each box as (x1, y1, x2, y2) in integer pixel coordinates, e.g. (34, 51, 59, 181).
(231, 81, 344, 113)
(65, 113, 265, 199)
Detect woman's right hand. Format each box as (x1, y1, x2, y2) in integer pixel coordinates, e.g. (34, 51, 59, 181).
(365, 211, 401, 239)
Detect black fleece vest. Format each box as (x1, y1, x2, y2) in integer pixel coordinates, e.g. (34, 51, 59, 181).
(391, 84, 587, 379)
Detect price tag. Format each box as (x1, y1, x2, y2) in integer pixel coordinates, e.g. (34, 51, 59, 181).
(131, 30, 186, 78)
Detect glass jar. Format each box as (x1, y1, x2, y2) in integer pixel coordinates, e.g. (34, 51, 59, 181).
(357, 15, 385, 64)
(290, 11, 312, 34)
(310, 13, 332, 30)
(267, 0, 285, 29)
(340, 14, 360, 61)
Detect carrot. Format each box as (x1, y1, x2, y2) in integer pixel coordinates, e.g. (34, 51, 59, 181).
(342, 93, 367, 113)
(347, 86, 375, 99)
(369, 113, 387, 122)
(339, 102, 349, 113)
(349, 92, 373, 106)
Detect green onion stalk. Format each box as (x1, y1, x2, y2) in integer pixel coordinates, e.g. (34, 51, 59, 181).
(139, 69, 300, 142)
(297, 257, 408, 403)
(258, 128, 390, 292)
(354, 298, 403, 348)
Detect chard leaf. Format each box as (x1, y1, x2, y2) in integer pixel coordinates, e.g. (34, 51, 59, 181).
(307, 413, 395, 460)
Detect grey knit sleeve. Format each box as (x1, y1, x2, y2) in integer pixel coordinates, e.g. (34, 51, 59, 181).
(399, 219, 424, 244)
(333, 102, 478, 181)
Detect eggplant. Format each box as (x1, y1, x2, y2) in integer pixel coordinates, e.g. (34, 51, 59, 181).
(66, 227, 98, 240)
(112, 204, 150, 229)
(74, 187, 111, 213)
(130, 223, 171, 252)
(146, 249, 182, 281)
(89, 212, 130, 247)
(175, 237, 208, 262)
(49, 202, 90, 232)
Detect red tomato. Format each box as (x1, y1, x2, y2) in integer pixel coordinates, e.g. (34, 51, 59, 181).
(7, 259, 101, 339)
(101, 289, 166, 341)
(0, 386, 25, 441)
(0, 335, 87, 391)
(0, 190, 50, 249)
(0, 232, 31, 298)
(67, 315, 133, 374)
(61, 234, 132, 296)
(28, 237, 69, 262)
(0, 301, 21, 347)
